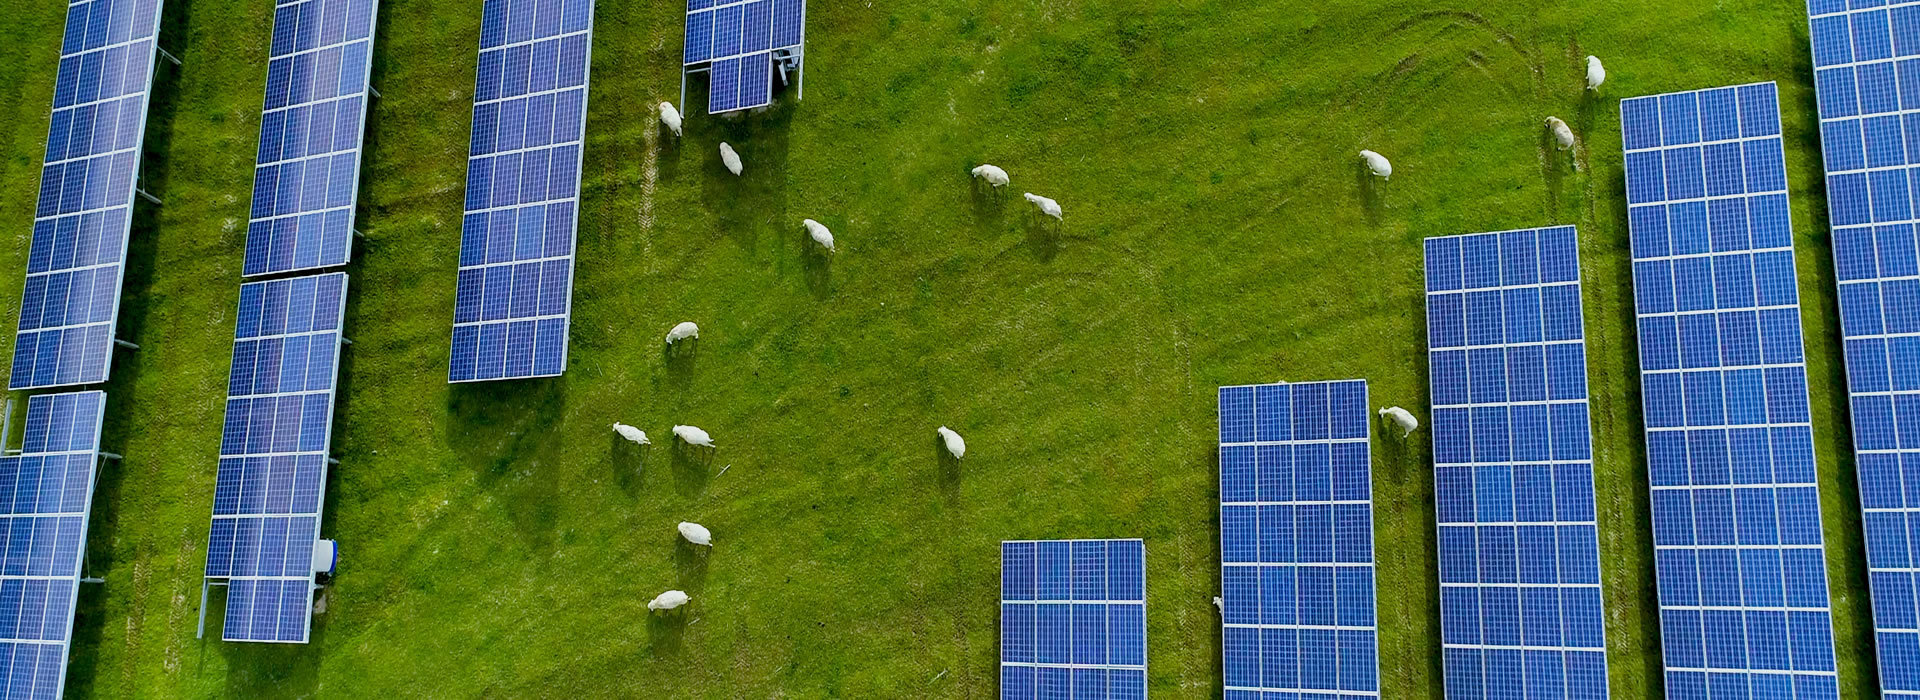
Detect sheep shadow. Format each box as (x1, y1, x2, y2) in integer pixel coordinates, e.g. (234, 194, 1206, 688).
(674, 535, 711, 588)
(802, 246, 833, 299)
(646, 609, 690, 656)
(935, 434, 962, 502)
(1355, 164, 1384, 226)
(609, 431, 650, 497)
(670, 441, 716, 495)
(1537, 125, 1565, 219)
(969, 179, 1008, 222)
(1023, 215, 1061, 262)
(664, 338, 698, 390)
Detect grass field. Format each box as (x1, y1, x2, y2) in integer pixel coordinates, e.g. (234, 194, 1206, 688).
(0, 0, 1881, 697)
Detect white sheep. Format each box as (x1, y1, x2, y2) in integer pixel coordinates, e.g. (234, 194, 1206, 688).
(613, 422, 650, 445)
(1378, 406, 1420, 437)
(1546, 117, 1575, 151)
(1360, 150, 1393, 180)
(1023, 193, 1062, 220)
(666, 321, 699, 345)
(658, 102, 683, 137)
(804, 218, 835, 252)
(971, 164, 1010, 187)
(1586, 56, 1606, 91)
(937, 426, 966, 459)
(719, 142, 743, 176)
(674, 424, 714, 447)
(647, 590, 690, 611)
(678, 521, 713, 547)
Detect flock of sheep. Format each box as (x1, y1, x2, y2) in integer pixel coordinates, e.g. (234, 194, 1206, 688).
(622, 53, 1605, 618)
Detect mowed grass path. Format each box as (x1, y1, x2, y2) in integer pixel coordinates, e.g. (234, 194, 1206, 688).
(0, 0, 1877, 697)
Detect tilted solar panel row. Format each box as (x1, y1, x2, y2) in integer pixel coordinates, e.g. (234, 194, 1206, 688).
(0, 391, 109, 699)
(1000, 539, 1147, 700)
(682, 0, 803, 114)
(11, 0, 167, 391)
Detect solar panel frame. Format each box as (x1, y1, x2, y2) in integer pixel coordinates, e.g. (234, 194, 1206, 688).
(1217, 379, 1380, 698)
(1000, 538, 1148, 700)
(10, 0, 167, 391)
(681, 0, 801, 114)
(1806, 4, 1920, 694)
(202, 272, 347, 643)
(447, 0, 594, 383)
(0, 390, 107, 699)
(1620, 81, 1841, 698)
(240, 0, 381, 277)
(1424, 226, 1612, 699)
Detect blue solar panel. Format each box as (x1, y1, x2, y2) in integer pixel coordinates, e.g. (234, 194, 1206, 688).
(241, 0, 379, 277)
(0, 390, 106, 700)
(449, 0, 593, 383)
(1217, 380, 1379, 699)
(1424, 226, 1611, 699)
(203, 272, 346, 643)
(10, 0, 166, 391)
(1620, 81, 1840, 699)
(1807, 5, 1920, 695)
(683, 0, 801, 114)
(1000, 539, 1147, 700)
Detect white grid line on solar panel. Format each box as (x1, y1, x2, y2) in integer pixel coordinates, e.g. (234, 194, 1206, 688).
(1668, 666, 1838, 676)
(482, 26, 588, 55)
(1221, 500, 1370, 507)
(1441, 581, 1601, 588)
(1439, 643, 1606, 652)
(461, 189, 581, 216)
(1223, 623, 1379, 631)
(999, 663, 1148, 670)
(1645, 423, 1811, 431)
(475, 82, 584, 109)
(1633, 247, 1793, 262)
(1431, 397, 1585, 411)
(57, 35, 153, 60)
(1636, 305, 1799, 320)
(1223, 688, 1376, 697)
(1649, 482, 1818, 490)
(29, 200, 133, 225)
(1436, 520, 1597, 527)
(1622, 83, 1841, 692)
(1218, 437, 1366, 447)
(452, 313, 567, 327)
(1623, 135, 1787, 155)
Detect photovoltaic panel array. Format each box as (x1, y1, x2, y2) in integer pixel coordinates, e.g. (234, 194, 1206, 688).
(241, 0, 379, 277)
(683, 0, 803, 114)
(1808, 4, 1920, 695)
(1000, 539, 1147, 700)
(203, 272, 346, 643)
(1424, 227, 1610, 699)
(0, 391, 106, 699)
(1620, 81, 1841, 698)
(1217, 380, 1380, 698)
(449, 0, 593, 382)
(10, 0, 165, 391)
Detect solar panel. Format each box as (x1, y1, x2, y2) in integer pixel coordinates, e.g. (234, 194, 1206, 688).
(0, 391, 106, 699)
(1807, 6, 1920, 695)
(1423, 226, 1611, 699)
(683, 0, 803, 114)
(1000, 539, 1147, 699)
(1620, 81, 1840, 698)
(203, 272, 346, 643)
(10, 0, 166, 390)
(1217, 379, 1379, 698)
(241, 0, 379, 277)
(448, 0, 593, 383)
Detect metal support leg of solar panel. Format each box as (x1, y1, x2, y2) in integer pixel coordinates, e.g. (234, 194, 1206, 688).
(681, 0, 807, 116)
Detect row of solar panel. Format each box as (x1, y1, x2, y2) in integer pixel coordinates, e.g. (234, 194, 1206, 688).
(1626, 196, 1793, 259)
(1219, 443, 1369, 503)
(469, 89, 586, 157)
(0, 456, 95, 517)
(1635, 255, 1799, 315)
(458, 202, 576, 268)
(479, 0, 591, 50)
(474, 34, 588, 104)
(229, 337, 339, 399)
(1637, 311, 1804, 371)
(707, 54, 774, 114)
(1656, 545, 1829, 608)
(245, 211, 354, 276)
(206, 516, 319, 578)
(999, 540, 1146, 602)
(1220, 565, 1372, 626)
(1221, 628, 1378, 693)
(1431, 404, 1592, 464)
(11, 328, 113, 391)
(219, 578, 314, 643)
(1443, 649, 1609, 700)
(1436, 525, 1602, 585)
(1216, 383, 1370, 444)
(462, 145, 582, 212)
(1640, 367, 1811, 428)
(26, 210, 126, 277)
(1424, 227, 1580, 291)
(1429, 347, 1588, 404)
(448, 317, 569, 382)
(999, 604, 1147, 663)
(270, 0, 375, 59)
(1220, 507, 1372, 564)
(1425, 288, 1585, 348)
(1623, 139, 1789, 205)
(52, 42, 154, 112)
(1435, 465, 1598, 523)
(249, 152, 356, 222)
(1439, 584, 1605, 644)
(262, 41, 369, 112)
(1646, 426, 1818, 487)
(45, 95, 145, 166)
(212, 455, 326, 517)
(1860, 510, 1920, 569)
(1621, 83, 1782, 150)
(0, 392, 108, 697)
(257, 97, 364, 166)
(452, 259, 572, 324)
(682, 0, 804, 64)
(61, 0, 159, 54)
(1650, 486, 1823, 546)
(18, 267, 119, 333)
(1001, 668, 1146, 700)
(35, 151, 136, 219)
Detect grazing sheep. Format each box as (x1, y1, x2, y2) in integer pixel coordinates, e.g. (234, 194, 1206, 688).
(647, 590, 690, 611)
(1586, 56, 1606, 91)
(613, 422, 650, 445)
(674, 424, 714, 447)
(1023, 193, 1062, 220)
(971, 164, 1010, 187)
(1360, 150, 1393, 180)
(937, 426, 966, 459)
(658, 102, 683, 137)
(678, 521, 713, 547)
(804, 218, 836, 252)
(1378, 406, 1420, 437)
(666, 321, 699, 344)
(1546, 117, 1575, 150)
(720, 142, 743, 175)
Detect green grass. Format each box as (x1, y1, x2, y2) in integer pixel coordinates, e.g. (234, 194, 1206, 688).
(0, 0, 1879, 696)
